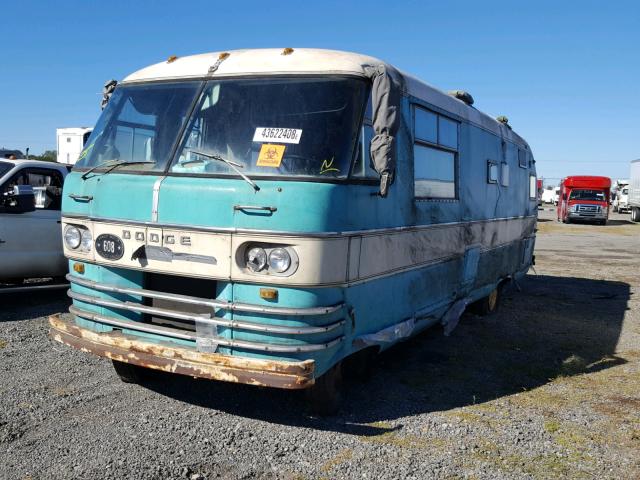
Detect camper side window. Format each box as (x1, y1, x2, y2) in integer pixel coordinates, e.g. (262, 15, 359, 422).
(413, 106, 458, 199)
(519, 148, 527, 168)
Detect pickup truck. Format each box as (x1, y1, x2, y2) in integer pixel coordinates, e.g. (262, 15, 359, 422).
(0, 159, 70, 289)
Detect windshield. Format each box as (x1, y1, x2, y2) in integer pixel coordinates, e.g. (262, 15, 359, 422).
(569, 189, 606, 201)
(74, 82, 200, 172)
(0, 161, 12, 178)
(171, 76, 368, 179)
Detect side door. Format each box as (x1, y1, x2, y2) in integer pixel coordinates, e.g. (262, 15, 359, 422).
(0, 167, 66, 279)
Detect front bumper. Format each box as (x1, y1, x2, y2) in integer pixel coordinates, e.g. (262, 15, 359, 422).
(49, 315, 315, 389)
(568, 212, 607, 219)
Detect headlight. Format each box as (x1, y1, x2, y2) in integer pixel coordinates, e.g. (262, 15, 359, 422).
(246, 247, 267, 272)
(80, 229, 93, 252)
(268, 248, 291, 273)
(63, 226, 81, 249)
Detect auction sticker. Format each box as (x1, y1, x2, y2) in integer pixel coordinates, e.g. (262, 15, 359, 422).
(256, 144, 286, 167)
(253, 127, 302, 144)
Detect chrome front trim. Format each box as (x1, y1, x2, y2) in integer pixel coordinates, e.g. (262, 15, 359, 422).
(69, 306, 343, 353)
(62, 213, 537, 239)
(67, 274, 343, 317)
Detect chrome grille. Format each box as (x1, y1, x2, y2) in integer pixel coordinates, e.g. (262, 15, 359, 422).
(576, 204, 600, 216)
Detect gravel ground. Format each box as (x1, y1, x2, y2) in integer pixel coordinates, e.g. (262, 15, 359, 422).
(1, 209, 639, 480)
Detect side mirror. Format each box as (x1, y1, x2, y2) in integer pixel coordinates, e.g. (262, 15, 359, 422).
(3, 185, 36, 213)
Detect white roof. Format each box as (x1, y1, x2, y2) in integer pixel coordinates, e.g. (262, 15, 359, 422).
(123, 48, 528, 147)
(1, 159, 69, 172)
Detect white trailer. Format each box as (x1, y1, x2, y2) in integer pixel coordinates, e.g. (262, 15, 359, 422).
(629, 160, 640, 222)
(56, 127, 93, 165)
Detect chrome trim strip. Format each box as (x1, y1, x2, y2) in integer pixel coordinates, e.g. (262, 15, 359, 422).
(67, 274, 343, 317)
(68, 289, 343, 335)
(61, 214, 537, 239)
(69, 306, 343, 353)
(151, 176, 166, 222)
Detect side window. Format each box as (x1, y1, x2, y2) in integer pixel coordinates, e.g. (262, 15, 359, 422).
(2, 168, 64, 210)
(518, 148, 527, 168)
(415, 146, 456, 198)
(351, 96, 377, 179)
(413, 105, 459, 199)
(351, 125, 377, 178)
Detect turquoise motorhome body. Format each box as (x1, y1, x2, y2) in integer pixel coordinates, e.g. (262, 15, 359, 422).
(51, 49, 537, 407)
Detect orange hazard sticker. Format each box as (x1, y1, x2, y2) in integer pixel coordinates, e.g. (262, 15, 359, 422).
(256, 144, 286, 167)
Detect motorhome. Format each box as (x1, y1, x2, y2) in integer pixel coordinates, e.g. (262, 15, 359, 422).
(557, 176, 611, 225)
(49, 49, 537, 412)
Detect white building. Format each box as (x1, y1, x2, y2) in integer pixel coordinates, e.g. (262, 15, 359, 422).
(56, 127, 93, 164)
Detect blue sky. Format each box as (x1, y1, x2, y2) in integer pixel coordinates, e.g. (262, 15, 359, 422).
(1, 0, 638, 184)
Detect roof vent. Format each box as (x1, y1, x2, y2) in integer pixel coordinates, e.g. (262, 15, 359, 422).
(448, 90, 474, 105)
(496, 116, 512, 129)
(282, 47, 294, 56)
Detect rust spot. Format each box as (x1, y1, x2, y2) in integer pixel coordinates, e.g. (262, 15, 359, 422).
(48, 315, 314, 389)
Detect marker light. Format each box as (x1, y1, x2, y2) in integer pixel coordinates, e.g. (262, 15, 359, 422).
(268, 248, 291, 273)
(63, 226, 81, 249)
(246, 247, 267, 272)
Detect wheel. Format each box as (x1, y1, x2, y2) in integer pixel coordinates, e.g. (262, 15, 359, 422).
(305, 362, 343, 416)
(471, 287, 501, 316)
(343, 348, 377, 382)
(111, 360, 150, 384)
(631, 208, 640, 222)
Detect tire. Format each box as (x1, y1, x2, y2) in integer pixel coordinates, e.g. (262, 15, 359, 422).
(632, 208, 640, 222)
(305, 362, 343, 416)
(112, 360, 150, 384)
(471, 287, 501, 316)
(343, 348, 377, 382)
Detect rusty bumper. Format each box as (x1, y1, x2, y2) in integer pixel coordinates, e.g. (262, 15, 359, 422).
(48, 315, 315, 389)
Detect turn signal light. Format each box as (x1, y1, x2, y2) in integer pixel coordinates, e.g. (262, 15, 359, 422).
(73, 262, 85, 274)
(260, 288, 278, 300)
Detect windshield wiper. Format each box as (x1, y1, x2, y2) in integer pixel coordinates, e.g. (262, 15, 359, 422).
(189, 150, 260, 192)
(81, 160, 155, 180)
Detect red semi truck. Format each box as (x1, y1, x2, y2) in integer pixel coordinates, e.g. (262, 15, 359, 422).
(557, 176, 611, 225)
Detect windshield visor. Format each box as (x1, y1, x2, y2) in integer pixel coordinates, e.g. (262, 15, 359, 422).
(74, 82, 200, 172)
(171, 76, 368, 179)
(569, 189, 606, 202)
